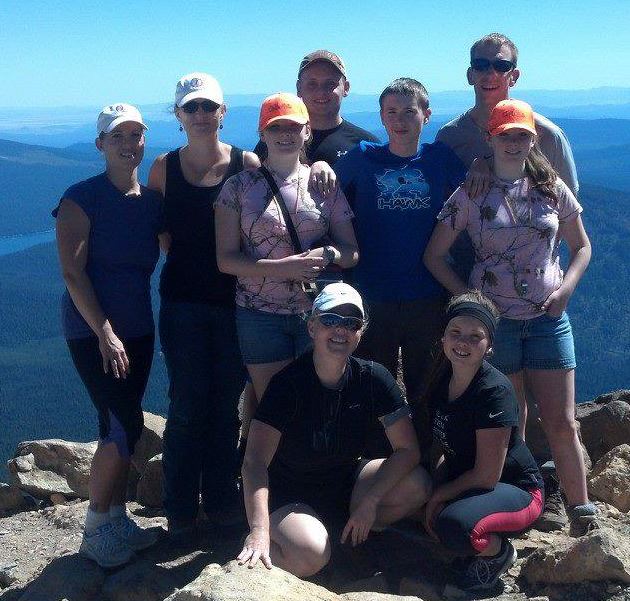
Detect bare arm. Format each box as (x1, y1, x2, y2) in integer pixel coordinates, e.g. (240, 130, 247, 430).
(243, 151, 261, 170)
(423, 222, 468, 295)
(147, 154, 172, 253)
(147, 153, 167, 196)
(342, 416, 421, 546)
(304, 218, 359, 269)
(215, 205, 324, 280)
(56, 200, 129, 378)
(239, 419, 282, 569)
(541, 215, 591, 315)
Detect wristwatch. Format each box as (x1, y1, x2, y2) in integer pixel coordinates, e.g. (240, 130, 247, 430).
(322, 245, 336, 267)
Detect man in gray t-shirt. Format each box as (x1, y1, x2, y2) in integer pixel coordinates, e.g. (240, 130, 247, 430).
(437, 33, 578, 195)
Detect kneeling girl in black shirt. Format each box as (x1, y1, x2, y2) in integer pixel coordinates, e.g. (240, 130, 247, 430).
(238, 283, 432, 578)
(424, 291, 543, 593)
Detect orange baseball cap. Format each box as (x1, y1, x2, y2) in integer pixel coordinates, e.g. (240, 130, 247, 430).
(259, 93, 309, 131)
(488, 99, 537, 137)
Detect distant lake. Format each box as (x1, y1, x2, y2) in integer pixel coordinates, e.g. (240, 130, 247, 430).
(0, 230, 55, 257)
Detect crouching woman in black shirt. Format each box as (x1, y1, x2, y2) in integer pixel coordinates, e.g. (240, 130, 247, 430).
(424, 291, 544, 593)
(238, 283, 431, 577)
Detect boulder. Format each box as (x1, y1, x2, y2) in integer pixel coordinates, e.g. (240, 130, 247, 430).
(521, 523, 630, 584)
(7, 440, 96, 499)
(164, 561, 339, 601)
(0, 483, 26, 512)
(588, 444, 630, 512)
(577, 399, 630, 462)
(132, 412, 166, 475)
(102, 558, 180, 601)
(340, 594, 421, 601)
(16, 553, 104, 601)
(136, 454, 163, 508)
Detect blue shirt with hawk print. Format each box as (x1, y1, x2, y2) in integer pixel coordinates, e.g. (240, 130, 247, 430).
(334, 141, 465, 302)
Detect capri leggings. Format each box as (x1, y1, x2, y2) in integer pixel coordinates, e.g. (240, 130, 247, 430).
(67, 333, 154, 458)
(434, 483, 543, 555)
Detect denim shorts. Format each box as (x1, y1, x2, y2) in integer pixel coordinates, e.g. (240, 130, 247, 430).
(236, 306, 312, 365)
(490, 311, 576, 374)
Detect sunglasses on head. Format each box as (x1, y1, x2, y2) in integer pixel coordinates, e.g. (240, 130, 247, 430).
(471, 58, 515, 73)
(181, 100, 220, 114)
(317, 312, 364, 331)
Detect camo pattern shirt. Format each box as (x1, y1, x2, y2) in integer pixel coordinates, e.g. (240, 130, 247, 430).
(438, 176, 582, 319)
(215, 165, 353, 314)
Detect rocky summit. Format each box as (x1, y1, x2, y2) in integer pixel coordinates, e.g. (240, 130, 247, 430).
(1, 392, 630, 601)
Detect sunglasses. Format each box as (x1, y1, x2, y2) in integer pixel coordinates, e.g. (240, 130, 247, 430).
(317, 313, 364, 332)
(470, 58, 515, 73)
(181, 100, 220, 114)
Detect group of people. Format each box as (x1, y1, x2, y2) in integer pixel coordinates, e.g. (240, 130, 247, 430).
(54, 33, 597, 593)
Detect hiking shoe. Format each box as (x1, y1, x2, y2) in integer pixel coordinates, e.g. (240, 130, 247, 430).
(535, 488, 567, 532)
(457, 540, 517, 592)
(567, 503, 598, 537)
(111, 514, 159, 551)
(79, 522, 134, 568)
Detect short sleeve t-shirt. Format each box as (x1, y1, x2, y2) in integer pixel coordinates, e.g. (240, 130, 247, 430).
(436, 111, 579, 195)
(215, 165, 354, 314)
(429, 361, 543, 491)
(437, 177, 582, 319)
(334, 141, 466, 302)
(254, 351, 409, 486)
(52, 173, 164, 340)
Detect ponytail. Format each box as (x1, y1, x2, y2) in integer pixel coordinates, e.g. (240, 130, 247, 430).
(525, 142, 559, 204)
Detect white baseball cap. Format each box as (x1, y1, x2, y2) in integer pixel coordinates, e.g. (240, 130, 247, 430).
(175, 72, 223, 107)
(312, 283, 365, 318)
(97, 103, 147, 134)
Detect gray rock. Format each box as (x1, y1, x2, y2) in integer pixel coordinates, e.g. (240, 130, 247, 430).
(16, 554, 104, 601)
(577, 399, 630, 462)
(102, 558, 180, 601)
(340, 594, 421, 601)
(132, 412, 166, 476)
(521, 524, 630, 584)
(164, 560, 339, 600)
(8, 440, 96, 499)
(136, 454, 163, 508)
(588, 444, 630, 512)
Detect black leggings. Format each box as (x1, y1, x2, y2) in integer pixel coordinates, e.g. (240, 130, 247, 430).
(67, 334, 154, 457)
(434, 483, 543, 555)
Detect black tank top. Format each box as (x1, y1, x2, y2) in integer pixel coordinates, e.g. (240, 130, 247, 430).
(159, 146, 244, 305)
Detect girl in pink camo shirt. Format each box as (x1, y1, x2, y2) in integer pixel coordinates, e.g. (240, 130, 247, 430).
(423, 99, 596, 533)
(215, 93, 358, 412)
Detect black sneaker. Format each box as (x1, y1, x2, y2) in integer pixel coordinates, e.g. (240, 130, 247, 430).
(457, 540, 517, 592)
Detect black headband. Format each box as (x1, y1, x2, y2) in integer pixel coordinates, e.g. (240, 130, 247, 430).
(445, 302, 497, 342)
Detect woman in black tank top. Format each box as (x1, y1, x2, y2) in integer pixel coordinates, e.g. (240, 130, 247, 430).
(148, 73, 260, 537)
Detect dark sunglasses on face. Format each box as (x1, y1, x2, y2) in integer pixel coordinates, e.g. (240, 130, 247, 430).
(471, 58, 515, 73)
(181, 100, 220, 114)
(317, 312, 364, 332)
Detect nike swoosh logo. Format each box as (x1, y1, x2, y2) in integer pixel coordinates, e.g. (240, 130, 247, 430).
(489, 411, 504, 418)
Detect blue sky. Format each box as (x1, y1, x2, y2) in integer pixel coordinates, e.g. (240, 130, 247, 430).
(3, 0, 630, 107)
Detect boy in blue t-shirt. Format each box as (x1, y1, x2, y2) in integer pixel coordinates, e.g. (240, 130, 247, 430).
(334, 78, 466, 452)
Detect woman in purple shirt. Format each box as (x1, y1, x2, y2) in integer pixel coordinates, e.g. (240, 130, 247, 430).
(423, 100, 596, 535)
(54, 104, 165, 567)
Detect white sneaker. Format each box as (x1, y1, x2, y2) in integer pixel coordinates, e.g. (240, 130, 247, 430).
(80, 522, 134, 568)
(111, 514, 159, 551)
